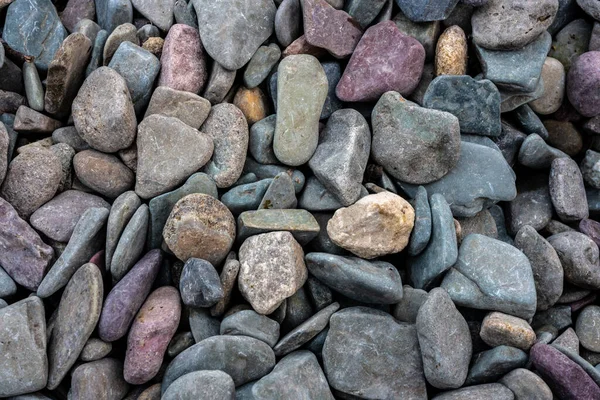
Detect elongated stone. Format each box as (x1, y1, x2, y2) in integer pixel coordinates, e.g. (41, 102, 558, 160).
(85, 29, 108, 76)
(106, 191, 140, 271)
(23, 61, 44, 112)
(550, 157, 589, 222)
(102, 23, 137, 66)
(202, 62, 236, 105)
(275, 0, 301, 47)
(243, 158, 305, 193)
(408, 187, 432, 256)
(244, 44, 281, 89)
(238, 209, 319, 245)
(73, 149, 134, 198)
(465, 345, 527, 385)
(111, 204, 148, 281)
(480, 312, 536, 350)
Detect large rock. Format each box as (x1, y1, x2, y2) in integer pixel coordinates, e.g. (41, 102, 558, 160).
(131, 0, 174, 31)
(237, 209, 320, 245)
(162, 370, 235, 400)
(567, 51, 600, 118)
(71, 358, 129, 400)
(110, 204, 148, 281)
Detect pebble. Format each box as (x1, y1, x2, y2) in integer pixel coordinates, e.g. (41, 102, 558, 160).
(95, 0, 132, 33)
(72, 67, 137, 153)
(144, 86, 211, 129)
(131, 0, 174, 31)
(548, 231, 600, 289)
(249, 115, 278, 164)
(549, 157, 589, 222)
(372, 91, 460, 184)
(167, 331, 194, 358)
(408, 186, 432, 256)
(111, 204, 148, 281)
(61, 0, 96, 32)
(221, 178, 273, 214)
(51, 143, 76, 192)
(432, 383, 515, 400)
(102, 23, 138, 66)
(203, 62, 236, 105)
(85, 29, 108, 76)
(466, 345, 527, 385)
(238, 209, 320, 245)
(393, 12, 440, 61)
(105, 191, 140, 271)
(436, 25, 467, 76)
(188, 307, 220, 343)
(71, 358, 129, 400)
(74, 18, 101, 42)
(233, 87, 269, 126)
(80, 338, 112, 361)
(163, 194, 236, 265)
(480, 311, 536, 350)
(396, 0, 459, 21)
(337, 21, 425, 102)
(545, 120, 583, 157)
(0, 266, 16, 297)
(162, 370, 235, 400)
(499, 368, 553, 400)
(244, 44, 281, 89)
(137, 24, 159, 43)
(180, 258, 223, 307)
(74, 149, 135, 198)
(22, 61, 45, 112)
(193, 0, 275, 70)
(47, 263, 103, 389)
(517, 133, 567, 170)
(275, 0, 302, 47)
(550, 19, 592, 72)
(136, 114, 213, 199)
(220, 309, 280, 347)
(158, 24, 207, 94)
(173, 0, 197, 28)
(238, 231, 307, 314)
(582, 150, 600, 189)
(124, 286, 181, 384)
(581, 218, 600, 248)
(416, 288, 471, 389)
(567, 51, 600, 118)
(553, 327, 580, 354)
(393, 285, 429, 323)
(577, 305, 600, 352)
(13, 106, 62, 134)
(141, 36, 164, 57)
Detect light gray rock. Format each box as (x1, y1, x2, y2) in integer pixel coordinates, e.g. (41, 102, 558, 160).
(131, 0, 175, 31)
(111, 204, 148, 281)
(162, 370, 235, 400)
(144, 86, 211, 129)
(106, 191, 141, 272)
(549, 157, 589, 222)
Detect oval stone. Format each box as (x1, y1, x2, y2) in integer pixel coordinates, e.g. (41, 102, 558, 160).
(162, 370, 235, 400)
(73, 149, 135, 198)
(567, 51, 600, 117)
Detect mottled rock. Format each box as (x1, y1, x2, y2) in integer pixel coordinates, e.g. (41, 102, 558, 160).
(71, 358, 129, 400)
(517, 133, 567, 170)
(436, 25, 467, 76)
(145, 86, 211, 129)
(106, 191, 140, 271)
(180, 258, 222, 308)
(549, 157, 589, 222)
(244, 44, 281, 89)
(480, 312, 536, 350)
(393, 12, 440, 61)
(95, 0, 133, 33)
(74, 150, 134, 198)
(61, 0, 96, 32)
(233, 87, 269, 126)
(567, 51, 600, 117)
(577, 305, 600, 352)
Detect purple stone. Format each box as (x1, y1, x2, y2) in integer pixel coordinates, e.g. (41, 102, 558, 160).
(567, 51, 600, 117)
(336, 20, 425, 102)
(579, 218, 600, 248)
(530, 343, 600, 399)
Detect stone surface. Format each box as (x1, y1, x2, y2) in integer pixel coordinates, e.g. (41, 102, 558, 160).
(517, 133, 567, 170)
(435, 25, 467, 76)
(233, 87, 269, 126)
(466, 345, 527, 385)
(61, 0, 96, 32)
(162, 370, 235, 400)
(393, 13, 441, 61)
(480, 312, 536, 350)
(221, 309, 280, 347)
(544, 120, 583, 157)
(336, 21, 425, 102)
(95, 0, 133, 33)
(131, 0, 174, 31)
(567, 51, 600, 118)
(549, 157, 588, 222)
(80, 338, 112, 361)
(396, 0, 459, 21)
(550, 19, 593, 72)
(105, 191, 140, 271)
(111, 204, 148, 281)
(71, 358, 129, 400)
(13, 106, 62, 133)
(145, 86, 211, 129)
(180, 258, 223, 308)
(275, 0, 301, 47)
(244, 44, 281, 89)
(548, 231, 600, 290)
(203, 62, 236, 105)
(222, 179, 273, 215)
(74, 149, 135, 198)
(408, 186, 432, 256)
(499, 368, 553, 400)
(238, 209, 320, 245)
(577, 305, 600, 352)
(102, 23, 138, 66)
(22, 61, 44, 112)
(432, 384, 515, 400)
(582, 150, 600, 189)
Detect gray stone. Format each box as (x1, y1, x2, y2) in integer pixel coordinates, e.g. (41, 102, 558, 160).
(202, 62, 236, 105)
(0, 55, 22, 94)
(144, 86, 211, 130)
(173, 0, 197, 28)
(50, 143, 75, 193)
(507, 172, 553, 234)
(408, 186, 432, 256)
(298, 176, 346, 212)
(512, 104, 549, 140)
(258, 172, 297, 210)
(319, 61, 343, 120)
(393, 285, 429, 323)
(532, 305, 573, 331)
(0, 266, 16, 297)
(71, 358, 129, 400)
(577, 305, 600, 352)
(548, 0, 579, 35)
(73, 149, 134, 198)
(12, 106, 61, 134)
(189, 307, 220, 343)
(500, 368, 553, 400)
(102, 23, 138, 66)
(37, 208, 108, 298)
(222, 179, 273, 215)
(243, 158, 305, 193)
(550, 19, 592, 72)
(345, 0, 387, 27)
(131, 0, 174, 31)
(22, 61, 44, 112)
(280, 286, 312, 332)
(80, 338, 112, 361)
(275, 0, 302, 47)
(0, 122, 7, 185)
(221, 309, 280, 347)
(582, 150, 600, 189)
(457, 209, 498, 239)
(517, 134, 567, 170)
(550, 157, 589, 222)
(105, 191, 140, 271)
(323, 307, 427, 399)
(249, 115, 278, 165)
(162, 370, 235, 400)
(395, 0, 459, 22)
(531, 57, 566, 115)
(137, 24, 160, 43)
(95, 0, 133, 33)
(465, 346, 528, 385)
(85, 29, 108, 77)
(500, 76, 545, 113)
(168, 332, 195, 358)
(432, 383, 515, 400)
(210, 255, 240, 317)
(111, 204, 148, 281)
(309, 213, 347, 255)
(180, 258, 223, 307)
(237, 209, 320, 245)
(74, 18, 101, 42)
(553, 327, 580, 354)
(0, 91, 25, 114)
(244, 44, 281, 89)
(393, 12, 440, 61)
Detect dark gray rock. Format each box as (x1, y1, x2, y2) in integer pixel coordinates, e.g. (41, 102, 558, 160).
(532, 305, 573, 331)
(189, 308, 220, 343)
(298, 177, 347, 212)
(162, 370, 235, 400)
(280, 286, 313, 332)
(168, 332, 195, 358)
(506, 172, 553, 234)
(110, 204, 148, 281)
(85, 29, 109, 76)
(22, 61, 45, 112)
(393, 13, 440, 61)
(0, 266, 17, 297)
(95, 0, 133, 33)
(345, 0, 387, 27)
(577, 305, 600, 352)
(512, 105, 550, 140)
(499, 368, 553, 400)
(258, 172, 297, 210)
(518, 134, 567, 170)
(306, 276, 334, 311)
(244, 44, 280, 89)
(550, 157, 589, 222)
(465, 345, 528, 385)
(180, 258, 223, 308)
(395, 0, 459, 22)
(243, 158, 305, 193)
(80, 338, 112, 361)
(249, 115, 278, 165)
(309, 213, 347, 255)
(496, 123, 527, 167)
(0, 57, 23, 94)
(319, 61, 343, 120)
(549, 0, 580, 35)
(275, 0, 301, 47)
(221, 179, 273, 215)
(408, 186, 432, 256)
(393, 285, 429, 323)
(220, 310, 280, 347)
(173, 0, 197, 28)
(202, 61, 236, 105)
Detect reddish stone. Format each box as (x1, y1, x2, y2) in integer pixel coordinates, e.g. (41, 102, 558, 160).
(336, 21, 425, 102)
(60, 0, 96, 32)
(89, 250, 105, 271)
(158, 24, 207, 94)
(580, 218, 600, 247)
(570, 293, 598, 313)
(302, 0, 363, 58)
(567, 51, 600, 117)
(530, 343, 600, 400)
(283, 35, 328, 59)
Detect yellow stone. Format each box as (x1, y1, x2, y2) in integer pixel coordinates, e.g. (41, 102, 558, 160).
(142, 37, 164, 58)
(233, 87, 269, 126)
(435, 25, 467, 76)
(480, 312, 536, 350)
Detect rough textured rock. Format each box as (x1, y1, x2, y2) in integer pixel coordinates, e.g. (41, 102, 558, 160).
(567, 51, 600, 118)
(465, 345, 528, 385)
(13, 106, 63, 133)
(102, 23, 138, 66)
(549, 157, 589, 222)
(480, 312, 536, 350)
(71, 358, 129, 400)
(436, 25, 467, 76)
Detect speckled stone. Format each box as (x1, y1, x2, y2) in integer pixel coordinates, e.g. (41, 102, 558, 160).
(577, 305, 600, 352)
(550, 19, 592, 72)
(71, 358, 129, 400)
(179, 258, 223, 307)
(549, 157, 588, 222)
(102, 23, 138, 66)
(131, 0, 174, 31)
(80, 338, 112, 361)
(530, 57, 566, 115)
(173, 0, 197, 28)
(465, 345, 527, 385)
(243, 158, 305, 193)
(74, 149, 134, 198)
(480, 312, 536, 350)
(12, 106, 61, 134)
(233, 87, 269, 126)
(548, 231, 600, 290)
(249, 115, 278, 165)
(238, 209, 319, 245)
(567, 51, 600, 118)
(435, 25, 467, 76)
(142, 36, 164, 57)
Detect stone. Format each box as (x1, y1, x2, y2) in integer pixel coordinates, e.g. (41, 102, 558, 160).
(111, 204, 148, 281)
(0, 266, 16, 297)
(193, 0, 275, 70)
(202, 103, 249, 188)
(74, 150, 134, 198)
(0, 297, 47, 397)
(13, 106, 62, 134)
(408, 187, 432, 256)
(548, 231, 600, 289)
(577, 305, 600, 352)
(173, 0, 197, 28)
(30, 190, 109, 242)
(582, 150, 600, 189)
(567, 51, 600, 117)
(105, 191, 140, 271)
(210, 256, 240, 317)
(0, 90, 25, 114)
(244, 44, 281, 89)
(466, 345, 527, 385)
(202, 62, 236, 105)
(158, 24, 207, 94)
(188, 307, 220, 344)
(136, 115, 213, 199)
(102, 23, 138, 66)
(372, 91, 460, 185)
(514, 226, 563, 311)
(579, 0, 600, 19)
(161, 336, 276, 393)
(124, 286, 181, 384)
(480, 312, 536, 350)
(274, 55, 327, 166)
(319, 62, 344, 120)
(472, 0, 558, 50)
(141, 36, 163, 57)
(392, 285, 428, 323)
(145, 86, 211, 129)
(45, 33, 92, 118)
(581, 218, 600, 248)
(2, 0, 67, 70)
(457, 209, 498, 238)
(435, 25, 467, 76)
(74, 18, 101, 42)
(162, 370, 235, 400)
(80, 338, 112, 361)
(47, 263, 103, 389)
(396, 0, 459, 21)
(432, 384, 515, 400)
(549, 157, 588, 222)
(72, 67, 137, 152)
(50, 143, 75, 192)
(221, 179, 273, 215)
(499, 368, 553, 400)
(163, 194, 236, 265)
(337, 21, 425, 102)
(323, 307, 427, 399)
(544, 120, 583, 157)
(168, 332, 195, 358)
(1, 148, 62, 219)
(275, 0, 302, 47)
(423, 75, 501, 137)
(221, 309, 279, 347)
(71, 358, 129, 400)
(85, 29, 108, 76)
(248, 115, 278, 164)
(95, 0, 133, 32)
(233, 87, 269, 126)
(61, 0, 96, 32)
(393, 13, 440, 61)
(131, 0, 174, 31)
(99, 250, 162, 342)
(517, 133, 567, 170)
(550, 19, 593, 72)
(238, 209, 320, 245)
(553, 327, 580, 354)
(137, 23, 159, 42)
(282, 34, 329, 58)
(180, 258, 222, 308)
(22, 61, 44, 112)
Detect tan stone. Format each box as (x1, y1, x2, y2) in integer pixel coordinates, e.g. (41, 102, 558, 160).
(480, 311, 536, 350)
(435, 25, 467, 76)
(327, 192, 415, 259)
(530, 57, 566, 115)
(233, 86, 269, 126)
(142, 37, 164, 58)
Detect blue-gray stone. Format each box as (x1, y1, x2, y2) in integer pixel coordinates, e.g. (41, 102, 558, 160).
(488, 205, 513, 245)
(22, 61, 44, 112)
(221, 179, 273, 215)
(243, 158, 305, 193)
(547, 231, 600, 289)
(441, 234, 537, 319)
(2, 0, 67, 71)
(506, 171, 553, 235)
(549, 157, 589, 222)
(281, 287, 313, 333)
(408, 186, 432, 256)
(465, 346, 528, 385)
(0, 266, 17, 298)
(549, 19, 592, 72)
(393, 14, 440, 62)
(137, 24, 160, 43)
(408, 193, 458, 290)
(517, 133, 568, 170)
(500, 76, 545, 113)
(221, 309, 280, 347)
(298, 176, 354, 212)
(309, 213, 347, 255)
(395, 0, 459, 22)
(244, 44, 281, 89)
(588, 188, 600, 218)
(303, 327, 328, 360)
(548, 0, 580, 35)
(180, 258, 223, 308)
(306, 276, 333, 311)
(237, 209, 320, 245)
(174, 0, 198, 28)
(423, 75, 501, 137)
(531, 305, 572, 331)
(258, 172, 297, 210)
(275, 0, 301, 47)
(234, 173, 258, 186)
(306, 253, 403, 304)
(75, 19, 102, 43)
(249, 115, 278, 165)
(393, 285, 429, 323)
(110, 203, 148, 281)
(86, 29, 109, 77)
(512, 104, 549, 140)
(108, 41, 159, 116)
(476, 31, 551, 93)
(95, 0, 133, 33)
(189, 307, 220, 343)
(162, 370, 234, 400)
(345, 0, 388, 28)
(0, 114, 18, 160)
(495, 122, 527, 167)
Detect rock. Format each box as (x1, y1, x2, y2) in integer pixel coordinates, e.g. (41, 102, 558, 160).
(50, 142, 75, 192)
(61, 0, 96, 32)
(553, 327, 581, 354)
(472, 0, 558, 50)
(222, 179, 273, 215)
(188, 307, 220, 344)
(0, 297, 47, 397)
(163, 194, 235, 265)
(85, 29, 108, 76)
(193, 0, 275, 70)
(168, 331, 195, 358)
(274, 55, 328, 166)
(396, 0, 459, 21)
(507, 171, 552, 234)
(244, 44, 281, 89)
(202, 62, 236, 105)
(480, 312, 536, 350)
(47, 263, 103, 389)
(549, 157, 588, 222)
(323, 307, 427, 399)
(162, 370, 235, 400)
(13, 106, 62, 134)
(52, 126, 88, 152)
(2, 0, 67, 70)
(233, 87, 269, 126)
(372, 91, 460, 184)
(567, 51, 600, 117)
(221, 309, 279, 347)
(105, 192, 140, 271)
(407, 187, 432, 256)
(393, 13, 440, 62)
(142, 36, 164, 57)
(393, 285, 428, 323)
(71, 358, 129, 400)
(577, 305, 600, 352)
(432, 383, 515, 400)
(544, 120, 583, 157)
(336, 21, 425, 102)
(131, 0, 174, 30)
(180, 258, 223, 308)
(1, 148, 62, 219)
(136, 115, 213, 199)
(145, 86, 211, 129)
(111, 204, 148, 281)
(581, 218, 600, 249)
(99, 250, 162, 342)
(158, 24, 207, 93)
(95, 0, 132, 32)
(72, 67, 137, 152)
(0, 266, 16, 297)
(80, 338, 112, 361)
(243, 158, 306, 194)
(275, 0, 301, 47)
(582, 150, 600, 189)
(30, 190, 109, 242)
(517, 133, 567, 169)
(74, 149, 134, 198)
(102, 23, 138, 66)
(345, 0, 387, 28)
(466, 345, 527, 385)
(257, 172, 296, 210)
(499, 368, 553, 400)
(550, 19, 592, 73)
(549, 231, 600, 290)
(202, 103, 249, 188)
(327, 192, 415, 259)
(435, 25, 467, 76)
(249, 115, 278, 164)
(210, 256, 240, 317)
(124, 286, 181, 384)
(173, 0, 197, 28)
(22, 61, 44, 112)
(238, 209, 320, 245)
(74, 18, 101, 43)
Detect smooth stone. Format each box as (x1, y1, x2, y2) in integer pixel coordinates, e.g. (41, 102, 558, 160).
(85, 29, 108, 76)
(137, 23, 160, 42)
(457, 208, 498, 238)
(577, 305, 600, 352)
(202, 62, 236, 105)
(593, 21, 600, 51)
(0, 266, 16, 297)
(549, 0, 579, 34)
(238, 209, 319, 245)
(281, 34, 330, 58)
(102, 23, 138, 66)
(221, 179, 273, 215)
(0, 91, 25, 114)
(61, 0, 96, 32)
(131, 0, 174, 31)
(553, 327, 581, 354)
(74, 149, 134, 198)
(144, 86, 211, 129)
(210, 256, 240, 317)
(243, 158, 305, 193)
(319, 61, 343, 120)
(480, 312, 536, 350)
(193, 0, 275, 70)
(136, 114, 213, 199)
(162, 370, 235, 400)
(158, 24, 207, 94)
(80, 338, 112, 361)
(323, 307, 427, 399)
(180, 258, 223, 308)
(306, 275, 334, 311)
(423, 75, 501, 137)
(0, 115, 17, 160)
(106, 191, 140, 271)
(221, 310, 279, 347)
(550, 19, 592, 72)
(280, 287, 312, 332)
(47, 263, 103, 389)
(395, 0, 458, 21)
(50, 143, 75, 192)
(408, 186, 432, 256)
(499, 368, 553, 400)
(74, 18, 101, 42)
(2, 0, 67, 70)
(471, 0, 558, 50)
(581, 218, 600, 248)
(582, 150, 600, 189)
(0, 123, 6, 184)
(549, 157, 589, 222)
(95, 0, 133, 32)
(417, 288, 471, 389)
(173, 0, 197, 28)
(73, 67, 137, 152)
(0, 297, 47, 397)
(544, 120, 583, 157)
(249, 115, 278, 164)
(161, 336, 276, 394)
(30, 190, 109, 242)
(13, 106, 61, 134)
(532, 306, 573, 331)
(244, 44, 281, 89)
(517, 133, 567, 169)
(111, 204, 148, 281)
(189, 307, 220, 343)
(274, 55, 327, 166)
(465, 345, 528, 385)
(393, 285, 428, 323)
(202, 103, 248, 188)
(22, 61, 44, 112)
(432, 384, 515, 400)
(275, 0, 301, 47)
(309, 213, 347, 255)
(372, 91, 460, 184)
(71, 358, 129, 400)
(548, 231, 600, 289)
(500, 75, 545, 113)
(552, 344, 600, 388)
(393, 13, 440, 61)
(567, 51, 600, 117)
(579, 0, 600, 19)
(168, 331, 195, 358)
(258, 172, 296, 210)
(514, 226, 563, 311)
(344, 0, 387, 27)
(337, 21, 425, 102)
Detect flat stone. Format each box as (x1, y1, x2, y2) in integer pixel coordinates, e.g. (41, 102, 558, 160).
(0, 297, 47, 397)
(513, 103, 549, 139)
(243, 158, 306, 193)
(275, 0, 302, 47)
(22, 61, 44, 112)
(193, 0, 275, 70)
(393, 13, 440, 61)
(282, 34, 328, 58)
(162, 370, 235, 400)
(577, 305, 600, 352)
(13, 106, 62, 134)
(73, 67, 137, 152)
(74, 149, 134, 198)
(95, 0, 133, 33)
(499, 368, 553, 400)
(202, 62, 236, 105)
(500, 75, 545, 113)
(131, 0, 174, 31)
(567, 51, 600, 118)
(221, 179, 273, 215)
(258, 172, 296, 210)
(465, 345, 527, 385)
(480, 312, 536, 350)
(323, 307, 427, 399)
(396, 0, 459, 21)
(30, 190, 109, 242)
(105, 191, 140, 272)
(550, 157, 588, 222)
(71, 358, 129, 400)
(61, 0, 96, 32)
(432, 384, 515, 400)
(393, 285, 429, 323)
(80, 338, 112, 361)
(85, 29, 108, 76)
(111, 204, 148, 281)
(550, 19, 592, 72)
(532, 305, 573, 331)
(244, 44, 281, 89)
(145, 86, 211, 129)
(47, 263, 103, 389)
(99, 250, 162, 342)
(238, 209, 320, 245)
(102, 23, 138, 65)
(337, 21, 425, 102)
(372, 91, 460, 184)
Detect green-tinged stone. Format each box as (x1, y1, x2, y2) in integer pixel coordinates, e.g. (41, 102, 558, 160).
(238, 209, 320, 245)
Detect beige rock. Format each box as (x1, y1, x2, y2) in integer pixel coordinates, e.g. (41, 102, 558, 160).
(530, 57, 565, 115)
(327, 191, 415, 259)
(480, 311, 536, 350)
(435, 25, 467, 76)
(142, 37, 164, 58)
(233, 86, 269, 126)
